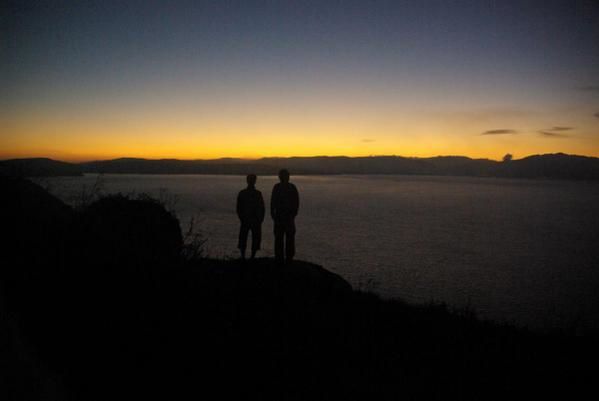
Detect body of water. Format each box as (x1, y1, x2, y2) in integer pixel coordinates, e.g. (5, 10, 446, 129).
(40, 174, 599, 332)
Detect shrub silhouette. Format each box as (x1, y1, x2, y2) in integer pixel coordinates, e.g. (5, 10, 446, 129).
(77, 194, 182, 270)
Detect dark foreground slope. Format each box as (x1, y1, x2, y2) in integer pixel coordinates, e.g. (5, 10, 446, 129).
(1, 178, 597, 400)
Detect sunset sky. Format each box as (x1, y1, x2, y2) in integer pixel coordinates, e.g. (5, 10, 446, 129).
(2, 0, 599, 161)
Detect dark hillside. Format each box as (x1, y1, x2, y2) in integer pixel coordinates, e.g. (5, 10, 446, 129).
(498, 153, 599, 179)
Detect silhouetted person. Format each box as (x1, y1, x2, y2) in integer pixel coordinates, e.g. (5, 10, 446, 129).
(271, 169, 299, 264)
(237, 174, 265, 259)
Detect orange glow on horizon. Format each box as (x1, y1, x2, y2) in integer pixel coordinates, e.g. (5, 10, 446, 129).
(2, 105, 599, 162)
(2, 136, 599, 163)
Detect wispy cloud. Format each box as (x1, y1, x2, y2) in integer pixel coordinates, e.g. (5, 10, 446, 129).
(480, 129, 517, 135)
(546, 126, 573, 131)
(539, 131, 569, 138)
(361, 138, 376, 143)
(595, 112, 599, 118)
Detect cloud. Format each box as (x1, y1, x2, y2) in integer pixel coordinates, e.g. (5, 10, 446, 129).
(547, 126, 573, 131)
(361, 138, 376, 143)
(539, 131, 569, 138)
(595, 112, 599, 118)
(480, 129, 517, 135)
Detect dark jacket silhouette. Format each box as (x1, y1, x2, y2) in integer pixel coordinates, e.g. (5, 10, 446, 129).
(237, 188, 265, 226)
(237, 175, 265, 259)
(271, 169, 299, 263)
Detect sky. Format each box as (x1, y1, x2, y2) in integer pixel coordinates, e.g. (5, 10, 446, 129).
(1, 0, 599, 161)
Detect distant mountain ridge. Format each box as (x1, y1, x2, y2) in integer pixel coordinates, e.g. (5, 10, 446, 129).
(0, 157, 83, 177)
(2, 153, 599, 179)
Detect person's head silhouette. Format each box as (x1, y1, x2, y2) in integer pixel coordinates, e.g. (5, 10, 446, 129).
(246, 174, 257, 188)
(278, 169, 290, 183)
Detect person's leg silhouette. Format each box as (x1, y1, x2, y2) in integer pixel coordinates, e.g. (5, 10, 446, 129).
(250, 224, 261, 259)
(238, 224, 250, 259)
(274, 222, 285, 264)
(285, 221, 295, 262)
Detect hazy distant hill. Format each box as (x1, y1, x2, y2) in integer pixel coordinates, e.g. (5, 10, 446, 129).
(80, 157, 277, 175)
(80, 153, 599, 179)
(3, 154, 598, 179)
(0, 158, 82, 177)
(497, 153, 599, 179)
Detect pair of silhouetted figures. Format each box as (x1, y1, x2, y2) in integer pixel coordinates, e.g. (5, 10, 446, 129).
(236, 169, 299, 263)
